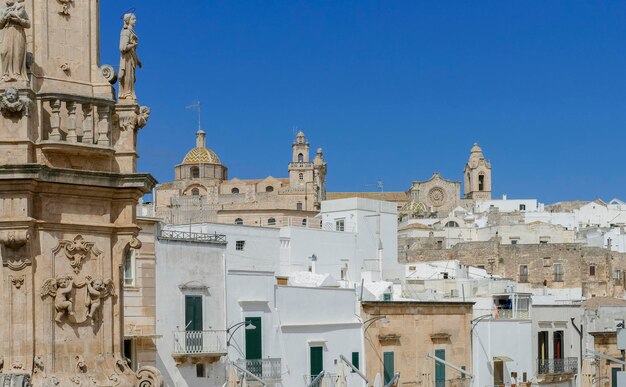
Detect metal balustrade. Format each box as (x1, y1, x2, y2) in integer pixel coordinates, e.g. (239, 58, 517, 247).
(172, 330, 227, 355)
(159, 229, 226, 244)
(536, 357, 577, 375)
(236, 358, 282, 381)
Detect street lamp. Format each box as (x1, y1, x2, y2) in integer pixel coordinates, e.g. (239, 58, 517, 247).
(363, 315, 389, 333)
(226, 321, 256, 347)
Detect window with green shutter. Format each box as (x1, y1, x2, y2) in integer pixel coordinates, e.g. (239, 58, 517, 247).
(435, 349, 446, 387)
(351, 352, 359, 371)
(245, 317, 262, 360)
(310, 346, 323, 379)
(383, 351, 394, 384)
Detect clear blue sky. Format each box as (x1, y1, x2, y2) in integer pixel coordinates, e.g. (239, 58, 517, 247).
(101, 2, 626, 204)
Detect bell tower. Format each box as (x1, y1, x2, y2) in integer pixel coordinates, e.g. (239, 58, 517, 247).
(0, 1, 161, 386)
(463, 143, 492, 200)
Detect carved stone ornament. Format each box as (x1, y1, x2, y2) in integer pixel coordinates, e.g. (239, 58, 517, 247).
(0, 229, 31, 271)
(11, 275, 24, 289)
(57, 0, 72, 15)
(129, 236, 142, 249)
(117, 105, 150, 132)
(136, 366, 164, 387)
(0, 1, 30, 82)
(75, 356, 86, 373)
(58, 235, 98, 274)
(41, 274, 114, 325)
(100, 64, 117, 84)
(0, 87, 30, 117)
(428, 187, 446, 207)
(33, 356, 44, 374)
(0, 374, 31, 387)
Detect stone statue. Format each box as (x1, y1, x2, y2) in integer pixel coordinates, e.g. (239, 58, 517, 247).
(0, 87, 29, 117)
(86, 276, 113, 322)
(118, 13, 141, 100)
(0, 0, 30, 82)
(41, 275, 74, 323)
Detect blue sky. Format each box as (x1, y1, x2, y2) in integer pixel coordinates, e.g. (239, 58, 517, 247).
(101, 2, 626, 203)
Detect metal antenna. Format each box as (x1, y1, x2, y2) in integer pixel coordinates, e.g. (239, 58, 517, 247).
(186, 99, 201, 131)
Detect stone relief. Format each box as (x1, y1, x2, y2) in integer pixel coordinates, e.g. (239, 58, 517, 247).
(136, 366, 164, 387)
(33, 356, 44, 374)
(75, 356, 86, 373)
(0, 229, 31, 270)
(41, 275, 74, 323)
(41, 273, 114, 325)
(85, 275, 114, 323)
(58, 235, 98, 274)
(0, 0, 30, 82)
(0, 86, 30, 117)
(118, 105, 150, 132)
(428, 187, 446, 207)
(118, 13, 141, 100)
(56, 0, 72, 15)
(11, 275, 24, 288)
(129, 235, 142, 250)
(100, 64, 117, 85)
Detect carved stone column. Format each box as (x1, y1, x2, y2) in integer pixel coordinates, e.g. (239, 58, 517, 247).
(48, 100, 61, 141)
(66, 101, 77, 143)
(96, 105, 110, 146)
(81, 103, 93, 144)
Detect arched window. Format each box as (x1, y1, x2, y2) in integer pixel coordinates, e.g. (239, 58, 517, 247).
(231, 188, 239, 194)
(234, 218, 243, 225)
(298, 173, 303, 181)
(266, 186, 274, 193)
(268, 218, 276, 225)
(191, 188, 200, 196)
(445, 221, 459, 228)
(298, 153, 304, 162)
(191, 166, 199, 179)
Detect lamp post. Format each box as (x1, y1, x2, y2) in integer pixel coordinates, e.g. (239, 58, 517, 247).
(226, 321, 256, 347)
(363, 315, 389, 333)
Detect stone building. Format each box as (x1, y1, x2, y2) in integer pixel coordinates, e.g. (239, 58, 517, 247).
(0, 1, 160, 386)
(399, 238, 626, 298)
(361, 301, 473, 387)
(153, 130, 327, 226)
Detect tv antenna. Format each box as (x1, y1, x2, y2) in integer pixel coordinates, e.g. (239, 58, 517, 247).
(365, 179, 384, 192)
(186, 99, 202, 132)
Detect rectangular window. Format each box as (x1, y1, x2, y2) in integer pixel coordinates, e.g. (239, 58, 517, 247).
(124, 249, 135, 287)
(434, 349, 445, 387)
(236, 240, 245, 251)
(408, 266, 416, 271)
(554, 263, 563, 282)
(297, 202, 303, 211)
(245, 317, 263, 360)
(185, 295, 203, 352)
(519, 204, 526, 211)
(615, 270, 622, 285)
(519, 265, 528, 283)
(383, 293, 392, 301)
(351, 352, 359, 371)
(590, 265, 596, 276)
(478, 175, 485, 191)
(123, 338, 135, 371)
(335, 219, 345, 232)
(196, 364, 205, 378)
(310, 346, 324, 379)
(543, 257, 551, 267)
(511, 240, 518, 245)
(383, 351, 395, 385)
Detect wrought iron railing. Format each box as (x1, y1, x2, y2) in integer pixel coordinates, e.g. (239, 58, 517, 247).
(304, 373, 338, 387)
(236, 358, 281, 381)
(474, 309, 530, 319)
(159, 229, 226, 244)
(172, 330, 227, 355)
(537, 357, 577, 375)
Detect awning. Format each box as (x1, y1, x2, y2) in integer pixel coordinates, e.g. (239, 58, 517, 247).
(493, 356, 513, 362)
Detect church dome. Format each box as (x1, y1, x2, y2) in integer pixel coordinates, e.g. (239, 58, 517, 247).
(182, 130, 222, 165)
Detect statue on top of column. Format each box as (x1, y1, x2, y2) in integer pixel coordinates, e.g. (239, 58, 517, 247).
(118, 13, 141, 100)
(0, 0, 30, 82)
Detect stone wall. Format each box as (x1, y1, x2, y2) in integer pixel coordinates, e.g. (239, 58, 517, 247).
(400, 238, 626, 297)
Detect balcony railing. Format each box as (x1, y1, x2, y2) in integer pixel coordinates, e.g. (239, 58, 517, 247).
(236, 358, 282, 381)
(172, 330, 227, 356)
(159, 229, 227, 244)
(474, 309, 530, 320)
(518, 274, 529, 283)
(537, 357, 577, 375)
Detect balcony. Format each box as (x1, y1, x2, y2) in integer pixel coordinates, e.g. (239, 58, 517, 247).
(236, 358, 282, 382)
(159, 229, 226, 244)
(172, 330, 227, 364)
(474, 309, 530, 320)
(518, 274, 528, 283)
(537, 357, 577, 375)
(303, 373, 337, 387)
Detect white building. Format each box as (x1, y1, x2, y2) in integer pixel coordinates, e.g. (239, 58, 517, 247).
(475, 196, 544, 213)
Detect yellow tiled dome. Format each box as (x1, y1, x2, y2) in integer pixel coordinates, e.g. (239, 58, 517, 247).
(182, 147, 221, 164)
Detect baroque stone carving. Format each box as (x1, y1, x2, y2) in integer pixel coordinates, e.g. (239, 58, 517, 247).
(0, 374, 31, 387)
(0, 0, 30, 82)
(428, 187, 446, 207)
(118, 105, 150, 132)
(11, 275, 24, 288)
(136, 366, 164, 387)
(0, 229, 31, 270)
(33, 355, 44, 374)
(75, 355, 86, 373)
(41, 275, 74, 323)
(57, 0, 72, 15)
(86, 275, 114, 322)
(59, 235, 97, 274)
(100, 64, 117, 84)
(118, 13, 141, 100)
(0, 87, 30, 117)
(129, 235, 142, 249)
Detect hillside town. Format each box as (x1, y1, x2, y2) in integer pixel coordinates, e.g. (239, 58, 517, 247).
(0, 2, 625, 387)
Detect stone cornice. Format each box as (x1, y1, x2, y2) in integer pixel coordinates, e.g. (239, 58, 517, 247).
(0, 164, 156, 193)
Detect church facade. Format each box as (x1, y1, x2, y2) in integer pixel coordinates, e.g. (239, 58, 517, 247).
(154, 131, 327, 227)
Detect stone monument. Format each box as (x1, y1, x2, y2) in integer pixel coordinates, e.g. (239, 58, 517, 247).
(0, 1, 161, 386)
